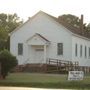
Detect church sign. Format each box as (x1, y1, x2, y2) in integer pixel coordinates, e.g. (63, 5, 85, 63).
(68, 71, 84, 81)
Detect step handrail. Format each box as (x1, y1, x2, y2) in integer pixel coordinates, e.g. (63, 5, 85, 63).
(47, 58, 79, 66)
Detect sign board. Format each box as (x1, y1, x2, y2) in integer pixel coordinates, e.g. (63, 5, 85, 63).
(68, 71, 84, 81)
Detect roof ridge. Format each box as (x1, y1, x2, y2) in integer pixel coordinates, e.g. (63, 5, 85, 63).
(41, 11, 90, 39)
(10, 10, 90, 39)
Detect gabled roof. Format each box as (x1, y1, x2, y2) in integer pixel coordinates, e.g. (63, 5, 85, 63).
(35, 33, 50, 42)
(42, 11, 90, 39)
(10, 10, 90, 39)
(26, 33, 50, 43)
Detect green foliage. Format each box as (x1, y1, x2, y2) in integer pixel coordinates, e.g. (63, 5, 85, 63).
(7, 13, 23, 32)
(0, 13, 23, 32)
(58, 14, 90, 38)
(59, 14, 86, 29)
(0, 13, 23, 51)
(58, 14, 80, 28)
(0, 28, 8, 51)
(0, 50, 18, 79)
(86, 23, 90, 33)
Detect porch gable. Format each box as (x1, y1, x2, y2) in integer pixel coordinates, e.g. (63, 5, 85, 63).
(26, 33, 50, 45)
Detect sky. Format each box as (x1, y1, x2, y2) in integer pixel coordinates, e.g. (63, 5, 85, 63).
(0, 0, 90, 24)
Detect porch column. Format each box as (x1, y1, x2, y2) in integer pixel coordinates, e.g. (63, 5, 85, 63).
(44, 45, 46, 63)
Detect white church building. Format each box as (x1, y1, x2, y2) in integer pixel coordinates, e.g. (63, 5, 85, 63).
(10, 11, 90, 71)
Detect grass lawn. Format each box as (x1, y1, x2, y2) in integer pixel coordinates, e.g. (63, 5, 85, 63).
(0, 73, 90, 89)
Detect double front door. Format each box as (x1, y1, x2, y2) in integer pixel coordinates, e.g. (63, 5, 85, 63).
(34, 48, 44, 63)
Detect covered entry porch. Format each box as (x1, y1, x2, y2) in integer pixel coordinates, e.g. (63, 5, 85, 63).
(28, 45, 48, 64)
(26, 33, 50, 64)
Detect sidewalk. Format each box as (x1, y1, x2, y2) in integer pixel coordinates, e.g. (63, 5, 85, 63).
(0, 87, 69, 90)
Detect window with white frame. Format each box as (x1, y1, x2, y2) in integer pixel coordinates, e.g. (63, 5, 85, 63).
(85, 46, 87, 58)
(57, 43, 63, 55)
(75, 44, 77, 57)
(80, 45, 82, 57)
(18, 43, 23, 55)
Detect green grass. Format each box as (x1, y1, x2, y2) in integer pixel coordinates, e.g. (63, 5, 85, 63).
(0, 73, 90, 89)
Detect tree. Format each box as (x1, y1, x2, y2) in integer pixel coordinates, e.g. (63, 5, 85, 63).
(0, 13, 23, 51)
(7, 13, 23, 32)
(86, 23, 90, 32)
(0, 13, 23, 32)
(0, 27, 8, 51)
(58, 14, 87, 30)
(58, 14, 79, 27)
(0, 50, 18, 79)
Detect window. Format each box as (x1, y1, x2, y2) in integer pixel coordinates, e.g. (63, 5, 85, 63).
(80, 45, 82, 57)
(85, 46, 87, 57)
(89, 47, 90, 58)
(75, 44, 77, 57)
(57, 43, 63, 55)
(18, 43, 23, 55)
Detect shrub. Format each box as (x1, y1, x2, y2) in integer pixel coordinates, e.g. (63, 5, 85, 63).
(0, 50, 18, 79)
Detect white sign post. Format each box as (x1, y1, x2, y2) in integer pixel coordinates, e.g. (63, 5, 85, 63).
(68, 71, 84, 81)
